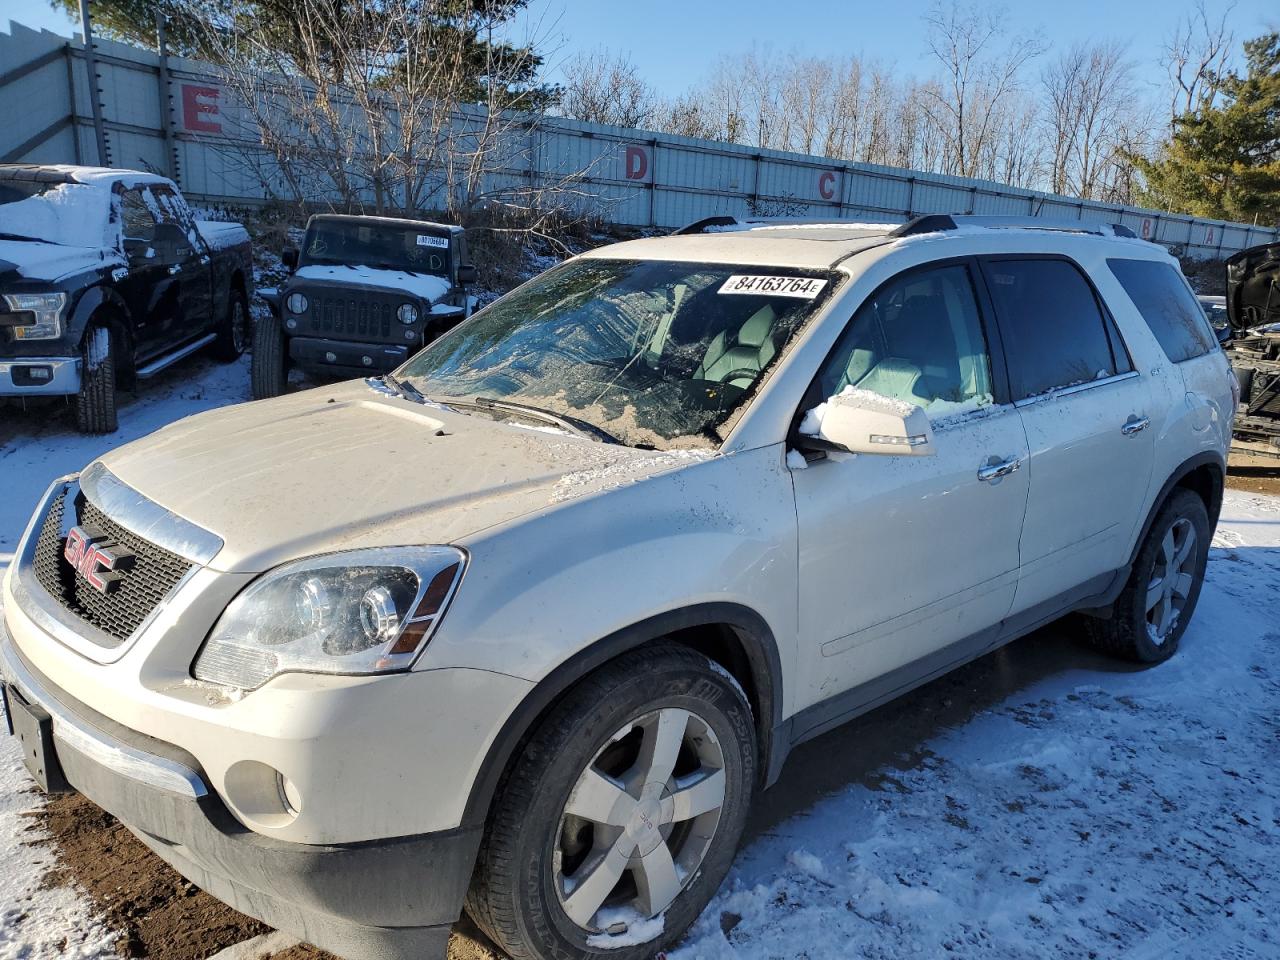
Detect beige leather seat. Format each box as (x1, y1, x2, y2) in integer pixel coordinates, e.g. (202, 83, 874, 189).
(694, 306, 778, 387)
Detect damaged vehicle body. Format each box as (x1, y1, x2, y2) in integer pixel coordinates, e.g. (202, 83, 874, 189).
(1221, 241, 1280, 457)
(0, 164, 253, 432)
(253, 214, 477, 398)
(2, 215, 1230, 960)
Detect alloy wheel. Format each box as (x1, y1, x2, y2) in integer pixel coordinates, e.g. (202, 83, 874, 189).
(1145, 517, 1197, 644)
(553, 707, 726, 935)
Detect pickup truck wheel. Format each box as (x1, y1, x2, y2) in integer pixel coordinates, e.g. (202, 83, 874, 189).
(1084, 489, 1209, 663)
(75, 325, 118, 434)
(250, 311, 288, 399)
(213, 289, 250, 362)
(466, 645, 756, 960)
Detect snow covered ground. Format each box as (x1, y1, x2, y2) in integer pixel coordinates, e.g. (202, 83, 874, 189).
(1, 357, 1278, 959)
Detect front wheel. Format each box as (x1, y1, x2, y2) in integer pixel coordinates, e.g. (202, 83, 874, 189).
(466, 645, 756, 960)
(250, 311, 288, 399)
(1084, 489, 1210, 663)
(213, 289, 250, 362)
(75, 325, 118, 434)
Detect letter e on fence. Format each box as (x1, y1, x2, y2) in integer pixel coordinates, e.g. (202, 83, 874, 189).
(182, 84, 222, 134)
(818, 171, 836, 201)
(624, 145, 649, 181)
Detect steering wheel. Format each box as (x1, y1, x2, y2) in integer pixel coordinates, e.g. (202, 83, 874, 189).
(717, 367, 762, 387)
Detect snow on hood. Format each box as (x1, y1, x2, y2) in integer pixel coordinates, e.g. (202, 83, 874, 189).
(0, 181, 116, 250)
(93, 380, 709, 572)
(0, 239, 113, 283)
(292, 264, 451, 303)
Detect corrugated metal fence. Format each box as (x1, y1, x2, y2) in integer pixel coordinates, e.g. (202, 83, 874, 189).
(2, 20, 1277, 258)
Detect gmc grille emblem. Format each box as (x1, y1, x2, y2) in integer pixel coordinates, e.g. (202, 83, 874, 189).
(63, 525, 134, 594)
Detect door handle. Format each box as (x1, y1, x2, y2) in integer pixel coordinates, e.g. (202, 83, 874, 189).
(977, 456, 1022, 482)
(1121, 415, 1150, 436)
(168, 264, 182, 276)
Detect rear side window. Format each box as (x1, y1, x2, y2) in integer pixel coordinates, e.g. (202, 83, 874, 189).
(1107, 258, 1216, 363)
(981, 258, 1121, 401)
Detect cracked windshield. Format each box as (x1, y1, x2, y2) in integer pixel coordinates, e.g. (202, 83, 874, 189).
(400, 258, 837, 448)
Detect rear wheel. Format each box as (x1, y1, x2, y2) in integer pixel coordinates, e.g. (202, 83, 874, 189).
(75, 325, 118, 434)
(466, 645, 756, 960)
(213, 288, 250, 362)
(250, 311, 288, 399)
(1084, 489, 1209, 663)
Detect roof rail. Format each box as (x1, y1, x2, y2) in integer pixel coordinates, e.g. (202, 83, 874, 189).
(891, 214, 1139, 240)
(673, 215, 740, 235)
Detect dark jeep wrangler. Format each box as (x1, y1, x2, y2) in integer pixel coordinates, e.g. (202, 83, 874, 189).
(0, 164, 253, 432)
(254, 214, 477, 397)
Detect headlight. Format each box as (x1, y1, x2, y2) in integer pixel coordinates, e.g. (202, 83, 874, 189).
(3, 292, 66, 340)
(192, 546, 466, 691)
(397, 303, 418, 324)
(286, 292, 308, 314)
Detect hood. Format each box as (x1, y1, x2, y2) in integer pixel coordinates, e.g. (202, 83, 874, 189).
(1226, 241, 1280, 333)
(0, 240, 110, 284)
(291, 264, 452, 303)
(93, 380, 711, 572)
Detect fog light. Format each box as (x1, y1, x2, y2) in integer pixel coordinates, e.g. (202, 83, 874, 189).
(361, 355, 373, 366)
(285, 317, 297, 329)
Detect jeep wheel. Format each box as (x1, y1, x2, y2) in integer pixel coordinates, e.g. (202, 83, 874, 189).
(466, 645, 756, 960)
(214, 289, 250, 362)
(1084, 489, 1210, 663)
(75, 325, 118, 434)
(251, 310, 288, 399)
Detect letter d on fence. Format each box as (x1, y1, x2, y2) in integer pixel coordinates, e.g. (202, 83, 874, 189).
(624, 145, 649, 181)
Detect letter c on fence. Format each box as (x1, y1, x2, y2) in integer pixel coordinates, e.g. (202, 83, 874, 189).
(625, 146, 649, 181)
(818, 171, 836, 201)
(182, 84, 222, 134)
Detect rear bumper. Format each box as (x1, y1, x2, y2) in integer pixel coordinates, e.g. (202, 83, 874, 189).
(0, 356, 79, 395)
(0, 626, 474, 960)
(287, 336, 409, 375)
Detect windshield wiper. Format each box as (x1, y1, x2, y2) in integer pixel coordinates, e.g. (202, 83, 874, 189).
(465, 396, 621, 445)
(0, 232, 40, 242)
(381, 373, 427, 404)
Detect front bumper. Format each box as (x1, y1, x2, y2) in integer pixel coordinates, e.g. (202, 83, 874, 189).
(0, 626, 475, 960)
(0, 356, 80, 396)
(287, 335, 410, 375)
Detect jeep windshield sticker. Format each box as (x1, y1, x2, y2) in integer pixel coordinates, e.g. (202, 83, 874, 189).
(416, 235, 449, 248)
(718, 275, 827, 298)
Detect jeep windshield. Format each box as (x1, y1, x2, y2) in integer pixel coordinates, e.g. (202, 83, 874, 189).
(301, 220, 452, 277)
(399, 258, 837, 449)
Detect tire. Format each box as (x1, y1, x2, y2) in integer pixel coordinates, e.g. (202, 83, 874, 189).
(1084, 489, 1210, 663)
(466, 645, 757, 960)
(250, 310, 288, 399)
(75, 325, 118, 434)
(213, 288, 250, 362)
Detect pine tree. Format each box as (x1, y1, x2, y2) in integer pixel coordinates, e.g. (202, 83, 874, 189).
(1136, 33, 1280, 225)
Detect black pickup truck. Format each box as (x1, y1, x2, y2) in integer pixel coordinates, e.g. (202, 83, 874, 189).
(253, 214, 476, 397)
(0, 164, 253, 433)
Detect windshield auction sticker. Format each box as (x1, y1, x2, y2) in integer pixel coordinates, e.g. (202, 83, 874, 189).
(718, 275, 827, 298)
(416, 235, 449, 248)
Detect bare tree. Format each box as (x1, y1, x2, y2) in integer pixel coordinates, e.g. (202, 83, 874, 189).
(1163, 0, 1235, 121)
(919, 2, 1045, 179)
(558, 50, 656, 128)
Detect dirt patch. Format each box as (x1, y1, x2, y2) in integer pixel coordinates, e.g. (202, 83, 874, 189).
(32, 792, 504, 960)
(1227, 453, 1280, 496)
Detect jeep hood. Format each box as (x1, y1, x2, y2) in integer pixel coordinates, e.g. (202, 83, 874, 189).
(290, 264, 452, 303)
(92, 381, 710, 572)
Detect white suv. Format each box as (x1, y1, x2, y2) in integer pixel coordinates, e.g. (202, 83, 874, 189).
(1, 215, 1232, 960)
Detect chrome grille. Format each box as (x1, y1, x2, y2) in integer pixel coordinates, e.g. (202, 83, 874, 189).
(31, 490, 193, 645)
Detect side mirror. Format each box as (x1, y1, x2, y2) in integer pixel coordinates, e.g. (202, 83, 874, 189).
(282, 248, 299, 271)
(456, 263, 478, 285)
(798, 390, 935, 457)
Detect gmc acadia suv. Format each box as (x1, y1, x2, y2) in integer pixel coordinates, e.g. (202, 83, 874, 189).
(1, 215, 1232, 960)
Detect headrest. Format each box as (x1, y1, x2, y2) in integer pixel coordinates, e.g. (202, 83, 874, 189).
(737, 305, 776, 348)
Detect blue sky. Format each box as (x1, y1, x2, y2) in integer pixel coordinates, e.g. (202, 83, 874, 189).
(5, 0, 1277, 100)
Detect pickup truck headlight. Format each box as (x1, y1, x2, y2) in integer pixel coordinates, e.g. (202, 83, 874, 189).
(3, 292, 66, 340)
(192, 546, 466, 691)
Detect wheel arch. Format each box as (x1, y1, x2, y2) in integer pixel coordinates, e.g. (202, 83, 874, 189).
(71, 286, 134, 385)
(1128, 451, 1225, 570)
(459, 602, 785, 830)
